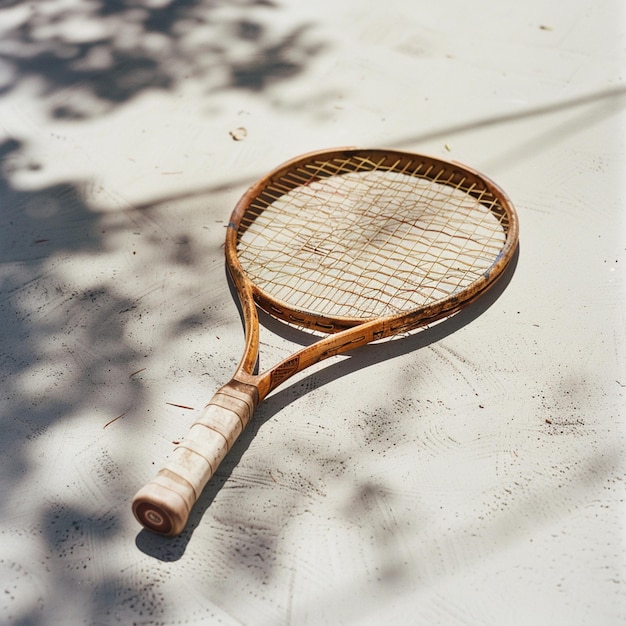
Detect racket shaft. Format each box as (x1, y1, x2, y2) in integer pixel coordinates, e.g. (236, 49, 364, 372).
(132, 380, 258, 535)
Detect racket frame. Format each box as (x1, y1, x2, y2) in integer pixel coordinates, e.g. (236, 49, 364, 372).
(227, 148, 518, 400)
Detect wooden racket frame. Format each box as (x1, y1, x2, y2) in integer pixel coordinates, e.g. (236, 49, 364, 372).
(132, 148, 519, 536)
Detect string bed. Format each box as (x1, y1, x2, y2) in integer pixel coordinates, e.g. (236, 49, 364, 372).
(237, 155, 509, 321)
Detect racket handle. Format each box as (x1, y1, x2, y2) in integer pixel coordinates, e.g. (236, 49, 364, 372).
(132, 380, 258, 536)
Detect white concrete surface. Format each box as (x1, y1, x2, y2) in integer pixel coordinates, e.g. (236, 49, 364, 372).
(0, 0, 624, 624)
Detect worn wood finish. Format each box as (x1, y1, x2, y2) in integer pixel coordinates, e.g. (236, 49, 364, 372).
(132, 148, 519, 536)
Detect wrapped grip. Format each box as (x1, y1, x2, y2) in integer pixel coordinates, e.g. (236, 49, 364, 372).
(132, 380, 258, 536)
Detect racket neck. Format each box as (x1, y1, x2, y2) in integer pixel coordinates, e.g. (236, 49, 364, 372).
(251, 296, 475, 399)
(248, 322, 384, 399)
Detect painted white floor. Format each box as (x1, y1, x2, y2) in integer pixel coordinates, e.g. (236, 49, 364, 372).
(0, 0, 624, 624)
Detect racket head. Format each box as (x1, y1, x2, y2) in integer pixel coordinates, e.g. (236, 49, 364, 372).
(226, 148, 518, 336)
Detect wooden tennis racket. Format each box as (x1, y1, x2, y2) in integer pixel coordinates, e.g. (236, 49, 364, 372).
(132, 148, 519, 536)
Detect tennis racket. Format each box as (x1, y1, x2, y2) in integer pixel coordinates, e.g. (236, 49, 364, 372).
(132, 148, 519, 536)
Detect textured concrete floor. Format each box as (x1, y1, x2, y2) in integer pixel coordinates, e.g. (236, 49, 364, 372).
(0, 0, 624, 624)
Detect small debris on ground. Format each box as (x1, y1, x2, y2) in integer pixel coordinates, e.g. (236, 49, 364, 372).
(229, 127, 248, 141)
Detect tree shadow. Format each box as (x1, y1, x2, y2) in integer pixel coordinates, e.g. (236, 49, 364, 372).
(0, 138, 110, 489)
(0, 0, 327, 119)
(0, 1, 332, 618)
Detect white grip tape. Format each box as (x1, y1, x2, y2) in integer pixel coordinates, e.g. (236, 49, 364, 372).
(132, 380, 259, 535)
(162, 383, 257, 496)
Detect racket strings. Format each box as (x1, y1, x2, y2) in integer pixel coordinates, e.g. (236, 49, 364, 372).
(241, 184, 501, 315)
(237, 156, 509, 320)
